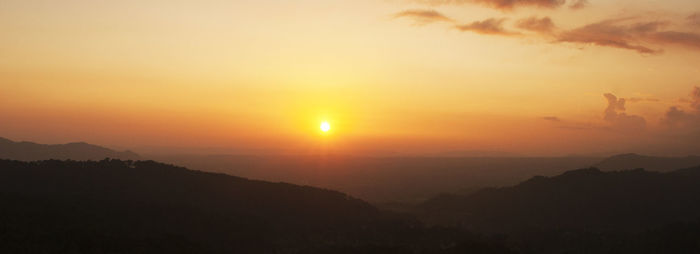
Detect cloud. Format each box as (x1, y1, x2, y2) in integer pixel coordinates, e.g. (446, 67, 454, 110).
(556, 19, 665, 54)
(689, 13, 700, 27)
(471, 0, 566, 10)
(516, 16, 556, 34)
(649, 31, 700, 50)
(569, 0, 587, 9)
(604, 93, 626, 121)
(539, 87, 700, 155)
(393, 10, 700, 54)
(411, 0, 574, 11)
(393, 9, 454, 25)
(660, 87, 700, 128)
(662, 106, 698, 128)
(542, 116, 561, 122)
(455, 18, 520, 36)
(626, 97, 660, 103)
(603, 93, 647, 131)
(555, 19, 700, 53)
(691, 86, 700, 110)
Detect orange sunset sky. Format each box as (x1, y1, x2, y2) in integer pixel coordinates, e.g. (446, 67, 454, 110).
(1, 0, 700, 156)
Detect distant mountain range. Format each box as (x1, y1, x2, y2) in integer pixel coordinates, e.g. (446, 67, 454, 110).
(594, 153, 700, 172)
(4, 137, 700, 204)
(153, 154, 602, 203)
(0, 137, 139, 161)
(419, 166, 700, 233)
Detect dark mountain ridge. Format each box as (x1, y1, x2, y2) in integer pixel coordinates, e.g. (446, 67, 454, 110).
(2, 157, 700, 253)
(154, 154, 602, 203)
(0, 159, 516, 254)
(420, 166, 700, 234)
(595, 153, 700, 172)
(0, 137, 139, 161)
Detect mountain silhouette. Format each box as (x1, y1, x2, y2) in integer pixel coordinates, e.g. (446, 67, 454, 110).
(154, 154, 601, 204)
(0, 159, 517, 254)
(0, 137, 139, 161)
(420, 166, 700, 234)
(594, 153, 700, 172)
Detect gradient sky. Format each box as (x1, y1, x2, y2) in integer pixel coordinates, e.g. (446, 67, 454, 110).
(1, 0, 700, 156)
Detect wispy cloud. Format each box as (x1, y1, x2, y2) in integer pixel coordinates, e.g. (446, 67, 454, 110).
(556, 19, 666, 54)
(516, 16, 556, 34)
(455, 18, 520, 36)
(556, 19, 700, 53)
(569, 0, 588, 9)
(410, 0, 577, 11)
(649, 31, 700, 50)
(542, 116, 561, 122)
(393, 9, 700, 54)
(626, 97, 660, 103)
(688, 13, 700, 27)
(393, 9, 454, 25)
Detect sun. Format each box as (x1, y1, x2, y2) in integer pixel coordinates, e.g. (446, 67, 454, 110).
(320, 121, 331, 132)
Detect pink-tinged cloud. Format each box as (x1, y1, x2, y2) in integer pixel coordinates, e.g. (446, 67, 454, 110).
(393, 9, 454, 25)
(603, 93, 647, 131)
(692, 86, 700, 111)
(394, 11, 700, 54)
(661, 87, 700, 130)
(517, 16, 556, 34)
(689, 13, 700, 27)
(662, 106, 697, 128)
(542, 116, 561, 122)
(412, 0, 574, 11)
(626, 97, 660, 103)
(555, 19, 700, 54)
(569, 0, 588, 9)
(455, 18, 520, 36)
(649, 31, 700, 50)
(556, 19, 666, 54)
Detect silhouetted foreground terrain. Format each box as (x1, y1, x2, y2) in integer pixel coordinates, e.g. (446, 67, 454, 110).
(1, 159, 700, 253)
(0, 137, 139, 161)
(0, 159, 517, 254)
(421, 166, 700, 233)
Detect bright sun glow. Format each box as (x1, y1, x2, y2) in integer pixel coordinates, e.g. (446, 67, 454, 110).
(320, 121, 331, 132)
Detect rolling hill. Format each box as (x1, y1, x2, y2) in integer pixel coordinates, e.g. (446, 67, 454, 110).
(594, 153, 700, 172)
(420, 166, 700, 234)
(0, 137, 139, 161)
(0, 159, 516, 254)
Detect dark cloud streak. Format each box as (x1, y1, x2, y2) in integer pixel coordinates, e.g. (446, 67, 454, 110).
(542, 116, 561, 122)
(393, 9, 700, 54)
(411, 0, 575, 11)
(517, 16, 556, 34)
(689, 13, 700, 27)
(627, 97, 660, 103)
(569, 0, 588, 9)
(393, 9, 454, 25)
(455, 18, 520, 35)
(556, 19, 665, 54)
(649, 31, 700, 50)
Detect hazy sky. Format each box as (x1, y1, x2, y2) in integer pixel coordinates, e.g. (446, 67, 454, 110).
(1, 0, 699, 156)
